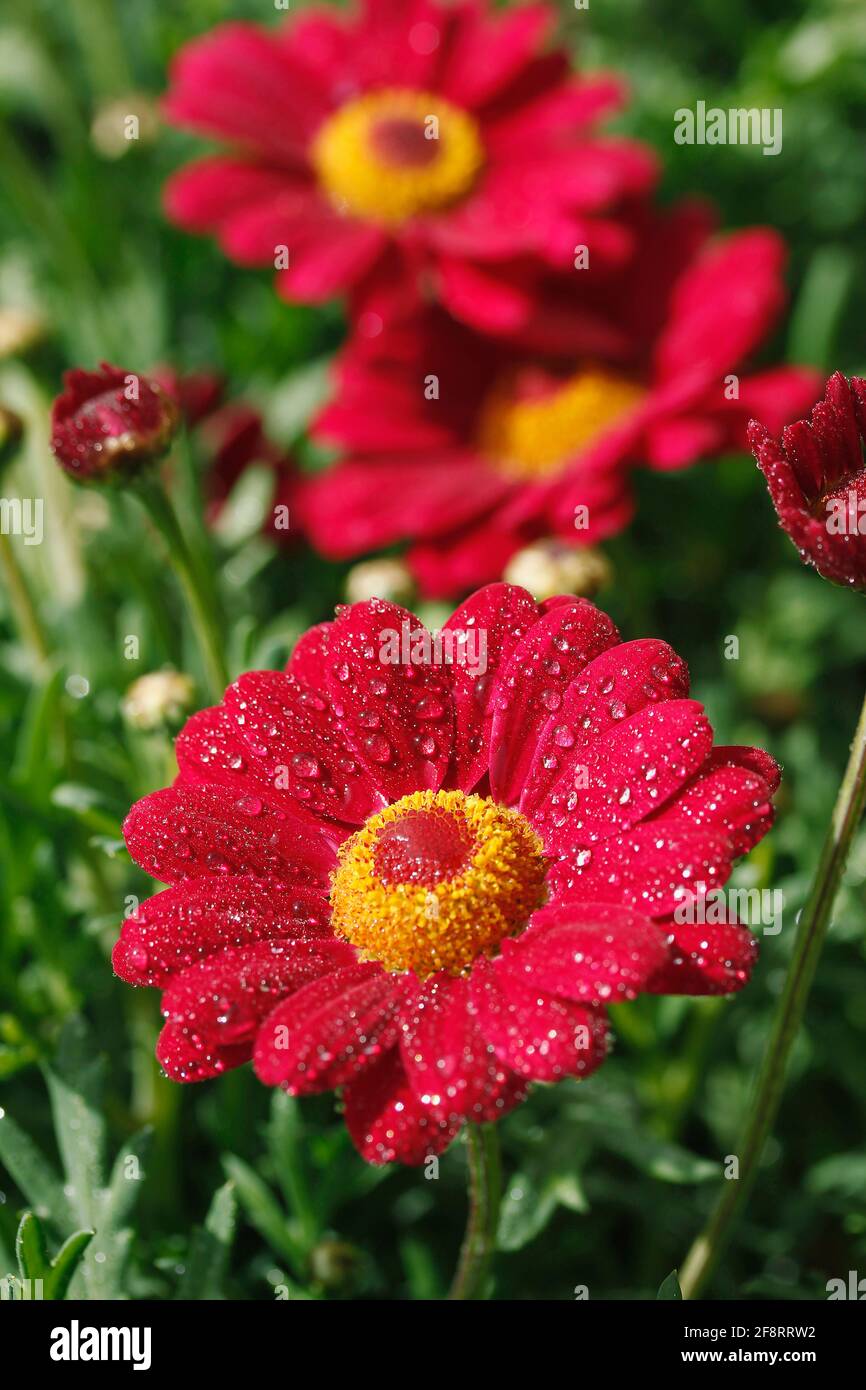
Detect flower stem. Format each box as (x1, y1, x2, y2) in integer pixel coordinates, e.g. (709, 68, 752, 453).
(134, 476, 229, 702)
(448, 1124, 502, 1300)
(0, 528, 51, 670)
(679, 683, 866, 1299)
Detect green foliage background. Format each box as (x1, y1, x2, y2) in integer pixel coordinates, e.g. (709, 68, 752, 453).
(0, 0, 864, 1300)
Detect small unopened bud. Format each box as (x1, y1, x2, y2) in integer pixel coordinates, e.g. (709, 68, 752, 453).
(308, 1239, 361, 1290)
(51, 363, 180, 484)
(0, 306, 45, 359)
(122, 670, 195, 732)
(90, 94, 160, 159)
(345, 556, 415, 606)
(504, 540, 612, 601)
(0, 405, 24, 473)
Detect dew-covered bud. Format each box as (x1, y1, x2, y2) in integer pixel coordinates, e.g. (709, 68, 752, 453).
(122, 670, 195, 732)
(345, 556, 415, 606)
(504, 540, 612, 601)
(51, 363, 180, 484)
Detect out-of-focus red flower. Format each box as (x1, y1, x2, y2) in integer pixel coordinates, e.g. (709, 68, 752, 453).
(750, 372, 866, 591)
(113, 586, 777, 1164)
(161, 0, 656, 333)
(154, 367, 297, 542)
(299, 206, 820, 596)
(51, 363, 179, 483)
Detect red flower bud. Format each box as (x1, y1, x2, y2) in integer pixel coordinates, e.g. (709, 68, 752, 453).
(750, 372, 866, 591)
(51, 362, 179, 483)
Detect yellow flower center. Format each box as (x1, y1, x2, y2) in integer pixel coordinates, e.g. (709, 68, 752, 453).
(311, 89, 483, 225)
(478, 366, 646, 480)
(330, 790, 547, 978)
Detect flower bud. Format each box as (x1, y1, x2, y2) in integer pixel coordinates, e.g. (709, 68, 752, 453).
(0, 306, 44, 359)
(345, 556, 415, 606)
(122, 670, 195, 732)
(750, 372, 866, 591)
(504, 539, 612, 601)
(51, 363, 179, 483)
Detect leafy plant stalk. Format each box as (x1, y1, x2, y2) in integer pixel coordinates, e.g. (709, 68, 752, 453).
(679, 683, 866, 1298)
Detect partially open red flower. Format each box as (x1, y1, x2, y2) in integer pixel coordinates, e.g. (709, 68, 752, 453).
(750, 371, 866, 590)
(114, 586, 777, 1164)
(162, 0, 655, 333)
(51, 363, 179, 483)
(300, 207, 819, 596)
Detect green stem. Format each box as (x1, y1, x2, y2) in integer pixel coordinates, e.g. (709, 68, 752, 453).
(134, 476, 229, 702)
(448, 1124, 502, 1300)
(0, 529, 51, 669)
(679, 684, 866, 1299)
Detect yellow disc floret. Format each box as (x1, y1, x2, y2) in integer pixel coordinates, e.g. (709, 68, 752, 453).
(312, 89, 483, 225)
(478, 366, 646, 480)
(330, 790, 547, 978)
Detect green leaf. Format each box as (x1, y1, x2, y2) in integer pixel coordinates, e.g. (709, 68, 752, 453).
(15, 1212, 93, 1300)
(177, 1181, 237, 1301)
(658, 1269, 683, 1300)
(44, 1230, 95, 1301)
(0, 1109, 74, 1231)
(223, 1155, 305, 1273)
(44, 1021, 107, 1231)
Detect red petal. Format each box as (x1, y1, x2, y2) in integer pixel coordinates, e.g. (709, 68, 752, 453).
(520, 638, 689, 815)
(123, 783, 335, 889)
(500, 902, 669, 1004)
(442, 582, 540, 791)
(160, 939, 355, 1049)
(548, 825, 736, 919)
(324, 599, 453, 799)
(343, 1048, 462, 1166)
(470, 959, 608, 1082)
(223, 669, 384, 825)
(156, 1022, 251, 1083)
(253, 965, 408, 1091)
(535, 700, 714, 852)
(112, 877, 329, 988)
(489, 600, 619, 804)
(651, 754, 775, 857)
(399, 975, 524, 1120)
(647, 919, 759, 995)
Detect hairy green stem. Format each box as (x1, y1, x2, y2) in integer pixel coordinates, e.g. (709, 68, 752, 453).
(679, 684, 866, 1299)
(448, 1124, 502, 1300)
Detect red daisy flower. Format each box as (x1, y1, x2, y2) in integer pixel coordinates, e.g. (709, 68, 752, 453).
(114, 585, 777, 1164)
(162, 0, 656, 333)
(300, 205, 820, 596)
(750, 372, 866, 590)
(51, 362, 179, 483)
